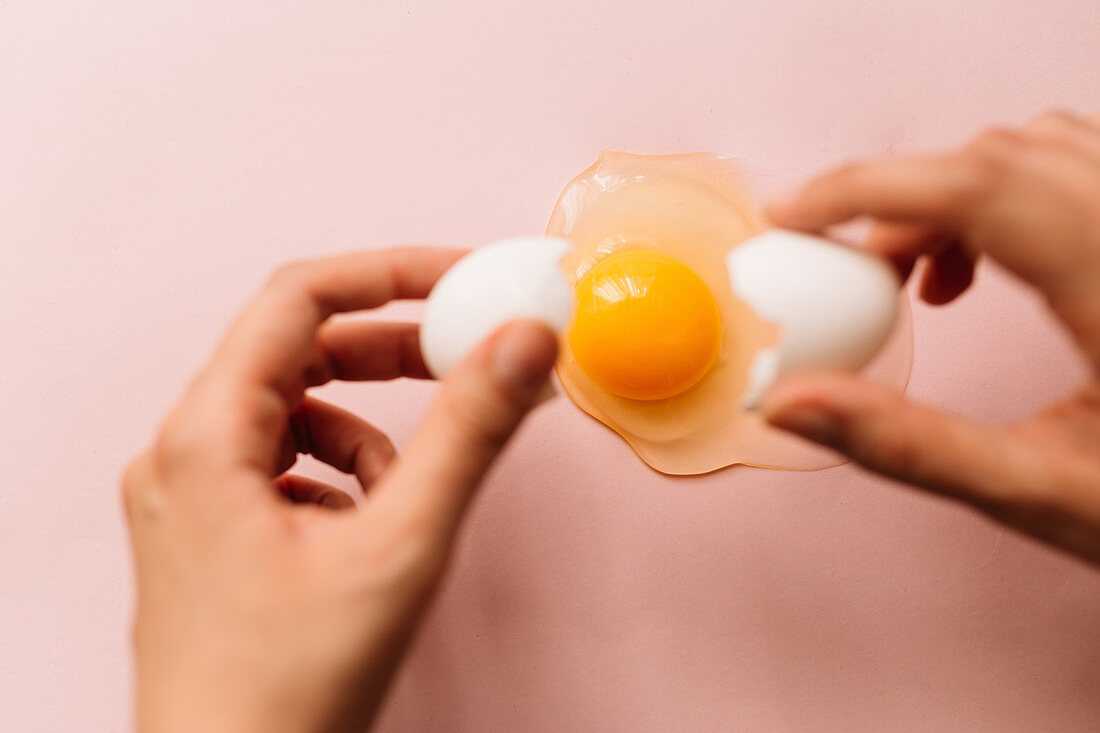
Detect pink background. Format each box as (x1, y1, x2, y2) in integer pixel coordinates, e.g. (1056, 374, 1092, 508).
(2, 1, 1100, 731)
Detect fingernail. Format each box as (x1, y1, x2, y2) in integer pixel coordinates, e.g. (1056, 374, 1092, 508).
(764, 406, 840, 446)
(491, 322, 558, 397)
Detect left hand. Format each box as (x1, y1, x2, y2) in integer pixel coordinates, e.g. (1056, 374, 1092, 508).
(123, 248, 559, 732)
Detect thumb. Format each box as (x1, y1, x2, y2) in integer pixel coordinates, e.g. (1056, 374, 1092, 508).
(760, 373, 1049, 513)
(364, 319, 559, 543)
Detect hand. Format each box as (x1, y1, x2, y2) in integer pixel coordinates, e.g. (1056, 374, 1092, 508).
(122, 249, 558, 732)
(763, 110, 1100, 567)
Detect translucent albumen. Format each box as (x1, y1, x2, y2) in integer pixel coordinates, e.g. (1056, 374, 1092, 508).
(548, 152, 914, 475)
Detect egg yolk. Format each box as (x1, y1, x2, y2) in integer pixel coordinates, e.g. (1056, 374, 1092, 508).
(568, 250, 722, 401)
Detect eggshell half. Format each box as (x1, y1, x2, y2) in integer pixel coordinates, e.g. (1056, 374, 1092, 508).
(420, 237, 573, 379)
(728, 230, 901, 407)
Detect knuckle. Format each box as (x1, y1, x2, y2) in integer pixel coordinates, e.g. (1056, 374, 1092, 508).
(965, 127, 1024, 174)
(152, 381, 268, 470)
(153, 408, 224, 472)
(957, 128, 1027, 200)
(120, 451, 169, 522)
(1025, 109, 1080, 136)
(154, 416, 196, 468)
(970, 126, 1025, 150)
(120, 454, 148, 507)
(267, 260, 312, 292)
(1021, 110, 1098, 161)
(826, 162, 866, 189)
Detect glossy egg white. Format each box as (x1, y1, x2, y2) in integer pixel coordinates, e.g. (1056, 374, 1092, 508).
(420, 236, 574, 379)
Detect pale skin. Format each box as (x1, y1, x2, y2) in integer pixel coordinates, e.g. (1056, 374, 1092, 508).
(123, 249, 559, 732)
(763, 110, 1100, 566)
(125, 111, 1100, 732)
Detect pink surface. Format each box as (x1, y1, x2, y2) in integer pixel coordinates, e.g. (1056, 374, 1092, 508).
(2, 2, 1099, 731)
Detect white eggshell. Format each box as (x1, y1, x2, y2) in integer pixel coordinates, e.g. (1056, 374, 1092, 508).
(727, 230, 900, 405)
(420, 236, 574, 379)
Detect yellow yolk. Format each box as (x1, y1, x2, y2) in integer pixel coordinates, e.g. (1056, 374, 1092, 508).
(568, 251, 722, 401)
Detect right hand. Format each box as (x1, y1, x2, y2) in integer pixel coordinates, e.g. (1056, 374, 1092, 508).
(763, 110, 1100, 567)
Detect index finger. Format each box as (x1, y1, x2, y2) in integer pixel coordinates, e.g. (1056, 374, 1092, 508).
(151, 248, 466, 503)
(766, 153, 980, 233)
(213, 247, 465, 398)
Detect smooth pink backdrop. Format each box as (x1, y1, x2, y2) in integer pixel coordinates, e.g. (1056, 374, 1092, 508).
(2, 2, 1099, 731)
